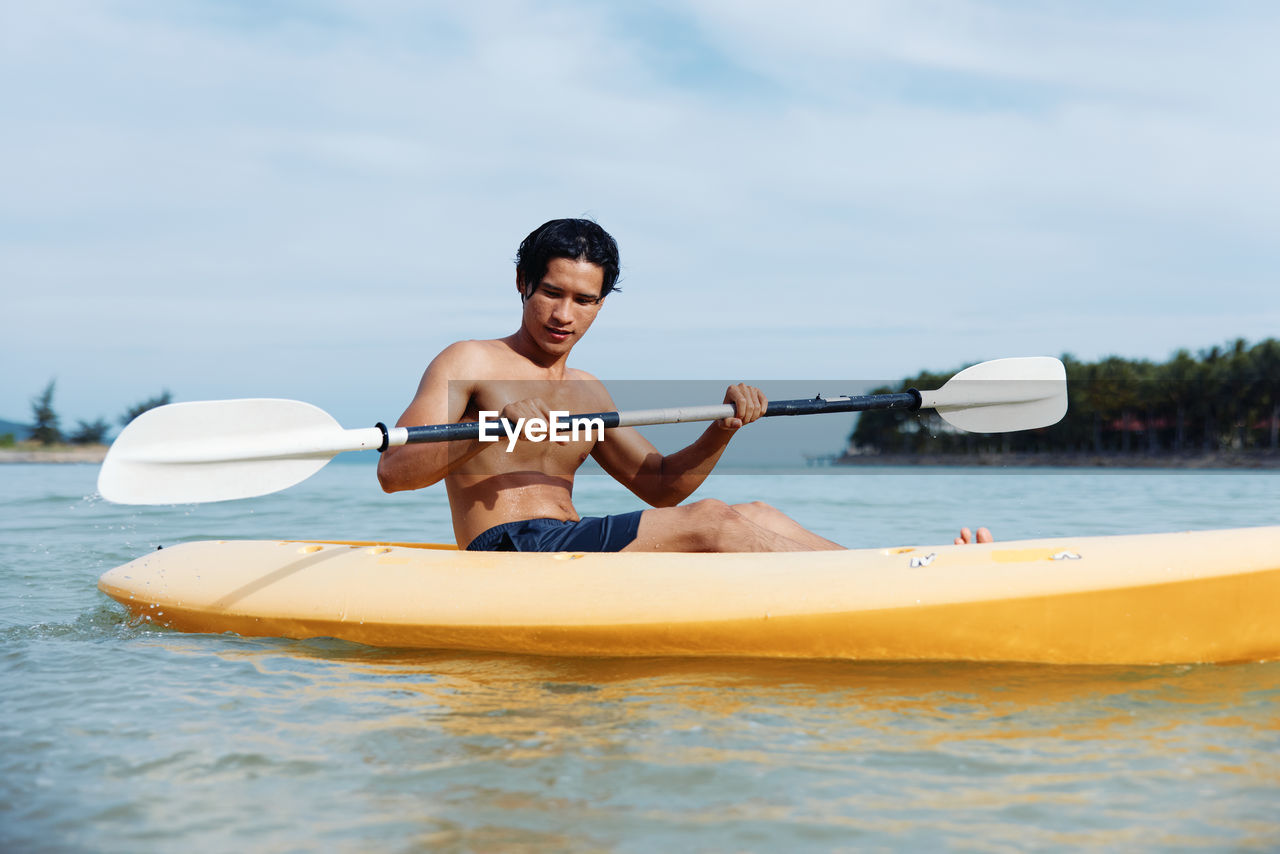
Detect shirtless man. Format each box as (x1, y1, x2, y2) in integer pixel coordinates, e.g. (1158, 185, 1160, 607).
(377, 219, 991, 552)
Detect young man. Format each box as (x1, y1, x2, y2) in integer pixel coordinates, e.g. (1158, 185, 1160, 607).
(377, 219, 991, 552)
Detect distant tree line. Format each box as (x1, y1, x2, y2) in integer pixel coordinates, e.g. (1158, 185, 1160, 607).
(848, 338, 1280, 457)
(4, 380, 172, 447)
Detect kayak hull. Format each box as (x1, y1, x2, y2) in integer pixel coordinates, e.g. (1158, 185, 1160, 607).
(98, 527, 1280, 664)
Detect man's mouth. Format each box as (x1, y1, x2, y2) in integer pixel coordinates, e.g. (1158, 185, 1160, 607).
(546, 327, 572, 341)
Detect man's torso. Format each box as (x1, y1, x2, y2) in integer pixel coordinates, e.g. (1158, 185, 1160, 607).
(444, 343, 614, 545)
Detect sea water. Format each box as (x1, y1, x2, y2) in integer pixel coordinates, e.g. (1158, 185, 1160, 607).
(1, 460, 1278, 852)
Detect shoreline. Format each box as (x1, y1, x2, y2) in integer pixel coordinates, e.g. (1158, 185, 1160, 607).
(0, 445, 108, 464)
(834, 450, 1280, 469)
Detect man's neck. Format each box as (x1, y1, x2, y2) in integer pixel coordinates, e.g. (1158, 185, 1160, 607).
(503, 330, 572, 377)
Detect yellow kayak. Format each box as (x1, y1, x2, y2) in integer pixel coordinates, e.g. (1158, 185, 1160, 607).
(98, 526, 1280, 664)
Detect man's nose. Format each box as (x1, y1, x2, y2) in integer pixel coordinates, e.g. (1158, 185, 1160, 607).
(550, 297, 574, 321)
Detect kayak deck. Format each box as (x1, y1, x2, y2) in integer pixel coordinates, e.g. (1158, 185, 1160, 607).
(98, 526, 1280, 664)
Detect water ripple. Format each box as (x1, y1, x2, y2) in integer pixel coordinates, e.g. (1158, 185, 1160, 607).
(2, 463, 1279, 851)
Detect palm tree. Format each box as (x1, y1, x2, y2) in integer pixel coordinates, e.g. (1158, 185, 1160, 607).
(29, 380, 61, 446)
(1195, 346, 1226, 452)
(1161, 349, 1198, 453)
(1248, 339, 1280, 450)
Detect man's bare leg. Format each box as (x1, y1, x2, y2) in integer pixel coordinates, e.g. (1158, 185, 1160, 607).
(730, 500, 844, 550)
(623, 498, 995, 553)
(623, 498, 837, 553)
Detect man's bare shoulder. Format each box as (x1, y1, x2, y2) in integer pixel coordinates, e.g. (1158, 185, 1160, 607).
(429, 338, 515, 375)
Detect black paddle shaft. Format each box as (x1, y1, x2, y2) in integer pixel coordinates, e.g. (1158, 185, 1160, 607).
(761, 390, 922, 418)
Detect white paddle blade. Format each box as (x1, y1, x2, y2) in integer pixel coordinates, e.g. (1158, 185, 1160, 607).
(98, 399, 382, 504)
(920, 356, 1067, 433)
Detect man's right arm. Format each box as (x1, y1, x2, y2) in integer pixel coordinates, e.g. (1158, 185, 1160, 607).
(376, 342, 485, 492)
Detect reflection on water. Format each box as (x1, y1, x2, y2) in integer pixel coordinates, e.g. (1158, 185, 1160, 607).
(118, 634, 1279, 850)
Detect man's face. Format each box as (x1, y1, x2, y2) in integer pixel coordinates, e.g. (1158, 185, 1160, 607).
(519, 257, 606, 355)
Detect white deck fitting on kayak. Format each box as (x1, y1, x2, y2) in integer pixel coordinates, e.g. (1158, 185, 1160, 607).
(98, 526, 1280, 664)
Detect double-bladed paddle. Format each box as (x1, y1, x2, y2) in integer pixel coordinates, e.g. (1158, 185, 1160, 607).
(97, 356, 1067, 505)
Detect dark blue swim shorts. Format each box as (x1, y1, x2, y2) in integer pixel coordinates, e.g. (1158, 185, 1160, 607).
(465, 511, 645, 553)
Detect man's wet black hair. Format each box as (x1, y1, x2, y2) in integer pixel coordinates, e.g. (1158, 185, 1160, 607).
(516, 218, 621, 299)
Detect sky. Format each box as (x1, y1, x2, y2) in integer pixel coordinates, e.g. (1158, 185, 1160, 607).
(3, 1, 1278, 449)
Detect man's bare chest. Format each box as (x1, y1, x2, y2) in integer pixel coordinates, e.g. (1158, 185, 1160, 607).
(459, 378, 608, 473)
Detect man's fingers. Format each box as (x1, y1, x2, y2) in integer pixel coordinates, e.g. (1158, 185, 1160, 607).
(724, 383, 768, 426)
(745, 385, 766, 423)
(497, 398, 571, 442)
(501, 397, 550, 420)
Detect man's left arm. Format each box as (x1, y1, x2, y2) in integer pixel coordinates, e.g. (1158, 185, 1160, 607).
(591, 383, 766, 507)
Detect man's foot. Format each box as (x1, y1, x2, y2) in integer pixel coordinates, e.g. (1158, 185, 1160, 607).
(954, 526, 993, 545)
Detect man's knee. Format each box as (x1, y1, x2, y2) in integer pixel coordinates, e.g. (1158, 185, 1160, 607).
(732, 500, 775, 521)
(682, 498, 744, 549)
(688, 498, 736, 524)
